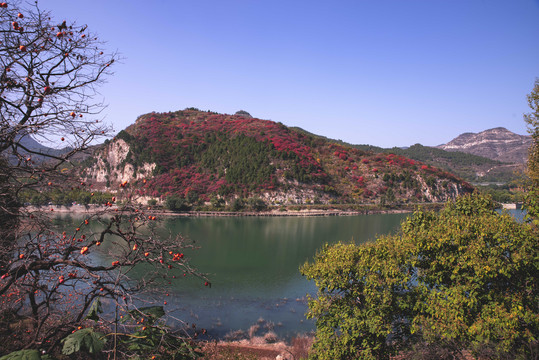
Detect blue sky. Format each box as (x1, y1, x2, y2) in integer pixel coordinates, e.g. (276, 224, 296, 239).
(43, 0, 539, 147)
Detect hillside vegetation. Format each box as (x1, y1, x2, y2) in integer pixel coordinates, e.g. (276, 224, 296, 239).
(81, 109, 473, 206)
(380, 144, 523, 183)
(291, 127, 524, 184)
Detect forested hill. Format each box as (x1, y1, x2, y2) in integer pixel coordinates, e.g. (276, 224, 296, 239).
(378, 144, 522, 184)
(291, 127, 523, 184)
(81, 109, 473, 205)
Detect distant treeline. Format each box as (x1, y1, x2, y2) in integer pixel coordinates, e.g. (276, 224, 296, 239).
(19, 189, 113, 206)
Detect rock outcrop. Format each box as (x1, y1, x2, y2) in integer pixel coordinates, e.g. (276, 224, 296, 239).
(437, 127, 531, 163)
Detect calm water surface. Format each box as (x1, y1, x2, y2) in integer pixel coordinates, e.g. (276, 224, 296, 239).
(155, 214, 408, 338)
(54, 209, 524, 339)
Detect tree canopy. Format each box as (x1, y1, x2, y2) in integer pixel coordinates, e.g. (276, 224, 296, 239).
(525, 78, 539, 222)
(302, 193, 538, 359)
(301, 79, 539, 360)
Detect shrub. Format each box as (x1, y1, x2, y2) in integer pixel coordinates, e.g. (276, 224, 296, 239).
(248, 197, 267, 212)
(231, 198, 245, 212)
(301, 193, 539, 359)
(166, 195, 192, 212)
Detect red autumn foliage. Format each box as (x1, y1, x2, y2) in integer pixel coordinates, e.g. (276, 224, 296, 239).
(97, 109, 472, 204)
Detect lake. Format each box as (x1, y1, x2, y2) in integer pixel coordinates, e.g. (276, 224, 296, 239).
(53, 209, 523, 340)
(89, 213, 408, 339)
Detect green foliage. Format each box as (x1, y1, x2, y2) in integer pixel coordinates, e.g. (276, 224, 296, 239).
(128, 306, 166, 322)
(18, 188, 112, 206)
(122, 306, 167, 353)
(230, 198, 245, 212)
(0, 350, 52, 360)
(61, 328, 107, 355)
(387, 143, 501, 167)
(247, 197, 267, 212)
(293, 126, 516, 184)
(85, 298, 103, 321)
(66, 304, 201, 359)
(186, 190, 199, 205)
(379, 187, 396, 206)
(525, 78, 539, 221)
(120, 306, 202, 359)
(201, 134, 275, 189)
(384, 144, 516, 183)
(476, 184, 524, 204)
(210, 196, 226, 209)
(525, 189, 539, 226)
(302, 193, 539, 359)
(166, 195, 192, 212)
(115, 129, 135, 143)
(124, 326, 166, 353)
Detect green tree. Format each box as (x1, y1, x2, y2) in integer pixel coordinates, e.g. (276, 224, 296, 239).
(248, 197, 268, 212)
(301, 193, 539, 359)
(166, 194, 192, 212)
(210, 196, 225, 209)
(525, 78, 539, 222)
(231, 197, 245, 212)
(302, 79, 539, 360)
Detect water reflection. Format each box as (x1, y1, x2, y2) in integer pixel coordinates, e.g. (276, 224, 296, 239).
(53, 213, 410, 338)
(157, 214, 409, 337)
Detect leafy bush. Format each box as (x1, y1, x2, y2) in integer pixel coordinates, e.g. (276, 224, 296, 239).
(301, 193, 539, 359)
(230, 198, 245, 212)
(0, 349, 53, 360)
(210, 196, 226, 209)
(247, 197, 268, 212)
(61, 328, 106, 356)
(525, 78, 539, 222)
(166, 194, 192, 212)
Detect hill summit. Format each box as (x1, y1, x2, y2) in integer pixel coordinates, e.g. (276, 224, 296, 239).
(80, 109, 473, 206)
(437, 127, 531, 164)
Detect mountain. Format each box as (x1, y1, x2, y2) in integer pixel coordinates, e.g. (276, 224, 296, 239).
(437, 127, 531, 164)
(79, 109, 473, 205)
(378, 144, 524, 184)
(291, 128, 523, 184)
(8, 134, 73, 164)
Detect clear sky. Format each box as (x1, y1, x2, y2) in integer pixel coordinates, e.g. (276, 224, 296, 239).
(42, 0, 539, 148)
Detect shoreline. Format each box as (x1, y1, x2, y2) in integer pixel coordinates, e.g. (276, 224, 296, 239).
(26, 201, 522, 218)
(26, 204, 418, 217)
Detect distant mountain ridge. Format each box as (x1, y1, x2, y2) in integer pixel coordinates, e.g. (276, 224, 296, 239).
(437, 127, 531, 164)
(7, 134, 73, 164)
